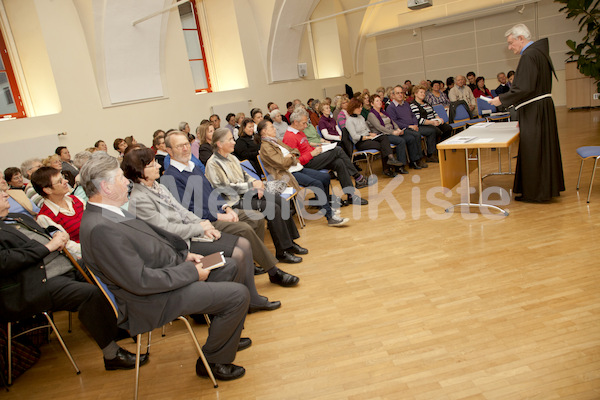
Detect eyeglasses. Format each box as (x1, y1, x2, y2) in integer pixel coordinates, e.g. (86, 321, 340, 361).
(145, 161, 159, 168)
(173, 142, 191, 150)
(51, 177, 66, 186)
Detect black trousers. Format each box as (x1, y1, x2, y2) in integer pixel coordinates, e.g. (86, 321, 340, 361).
(402, 129, 424, 162)
(305, 147, 358, 192)
(236, 193, 299, 253)
(355, 135, 394, 169)
(47, 270, 118, 350)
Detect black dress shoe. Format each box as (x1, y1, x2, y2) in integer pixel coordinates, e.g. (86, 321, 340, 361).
(268, 269, 299, 287)
(410, 161, 422, 169)
(237, 337, 252, 352)
(104, 348, 149, 371)
(248, 300, 281, 313)
(196, 360, 246, 381)
(383, 169, 398, 178)
(348, 194, 368, 205)
(254, 265, 266, 275)
(289, 242, 308, 255)
(276, 250, 302, 263)
(398, 166, 409, 174)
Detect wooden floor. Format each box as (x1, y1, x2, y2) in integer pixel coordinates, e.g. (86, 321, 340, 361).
(4, 107, 600, 399)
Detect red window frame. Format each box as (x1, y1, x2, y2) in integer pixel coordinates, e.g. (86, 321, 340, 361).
(180, 0, 212, 93)
(0, 30, 26, 118)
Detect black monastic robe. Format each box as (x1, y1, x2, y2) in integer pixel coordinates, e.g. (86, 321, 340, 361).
(499, 38, 565, 202)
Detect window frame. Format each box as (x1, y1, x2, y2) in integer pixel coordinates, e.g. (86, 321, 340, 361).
(0, 28, 26, 118)
(179, 0, 212, 93)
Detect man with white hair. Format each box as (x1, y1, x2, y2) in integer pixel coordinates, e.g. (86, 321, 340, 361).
(448, 75, 477, 112)
(491, 24, 564, 202)
(78, 152, 251, 381)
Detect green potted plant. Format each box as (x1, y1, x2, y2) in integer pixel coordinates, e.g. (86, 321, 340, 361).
(555, 0, 599, 92)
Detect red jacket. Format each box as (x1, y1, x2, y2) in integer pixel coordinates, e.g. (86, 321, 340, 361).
(282, 129, 315, 165)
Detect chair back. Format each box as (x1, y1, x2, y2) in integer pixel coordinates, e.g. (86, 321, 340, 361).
(88, 269, 119, 319)
(256, 156, 274, 182)
(477, 98, 496, 116)
(491, 89, 497, 97)
(433, 105, 449, 123)
(454, 103, 472, 121)
(239, 160, 261, 180)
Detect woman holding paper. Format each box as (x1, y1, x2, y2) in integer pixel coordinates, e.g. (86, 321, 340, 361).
(123, 146, 280, 313)
(345, 98, 404, 178)
(205, 128, 308, 263)
(258, 120, 349, 226)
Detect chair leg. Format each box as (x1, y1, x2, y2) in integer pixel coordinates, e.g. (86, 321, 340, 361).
(177, 317, 218, 388)
(134, 333, 142, 400)
(577, 158, 585, 190)
(68, 311, 72, 333)
(587, 157, 599, 203)
(292, 197, 305, 228)
(7, 323, 11, 386)
(203, 314, 211, 328)
(42, 312, 80, 375)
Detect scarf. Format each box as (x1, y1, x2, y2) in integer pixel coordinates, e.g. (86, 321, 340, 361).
(369, 107, 391, 127)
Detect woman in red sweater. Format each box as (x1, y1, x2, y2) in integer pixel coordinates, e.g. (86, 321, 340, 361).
(473, 76, 492, 98)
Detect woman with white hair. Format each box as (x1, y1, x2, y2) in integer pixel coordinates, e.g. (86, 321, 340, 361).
(269, 109, 289, 141)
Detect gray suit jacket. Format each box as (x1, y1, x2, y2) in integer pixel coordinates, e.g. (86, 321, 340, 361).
(79, 204, 199, 335)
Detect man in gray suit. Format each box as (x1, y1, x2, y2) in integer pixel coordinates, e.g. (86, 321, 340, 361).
(78, 152, 250, 381)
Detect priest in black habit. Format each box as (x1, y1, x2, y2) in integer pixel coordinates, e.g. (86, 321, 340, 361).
(491, 24, 565, 202)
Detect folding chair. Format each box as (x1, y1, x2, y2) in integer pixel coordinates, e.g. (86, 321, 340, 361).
(88, 270, 218, 399)
(576, 146, 600, 203)
(256, 156, 305, 228)
(454, 103, 486, 126)
(476, 98, 510, 122)
(433, 105, 466, 135)
(6, 312, 80, 385)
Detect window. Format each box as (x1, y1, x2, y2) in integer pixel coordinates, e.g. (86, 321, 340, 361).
(178, 0, 212, 93)
(0, 30, 25, 118)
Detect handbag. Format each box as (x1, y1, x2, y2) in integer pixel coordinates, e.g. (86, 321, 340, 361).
(264, 180, 287, 195)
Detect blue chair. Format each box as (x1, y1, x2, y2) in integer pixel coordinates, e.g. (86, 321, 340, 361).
(454, 103, 486, 126)
(433, 105, 466, 134)
(576, 146, 600, 203)
(491, 89, 497, 97)
(256, 156, 305, 228)
(351, 145, 379, 177)
(88, 270, 218, 398)
(476, 98, 510, 122)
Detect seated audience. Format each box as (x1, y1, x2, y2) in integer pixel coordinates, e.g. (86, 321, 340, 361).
(206, 128, 307, 264)
(20, 158, 44, 207)
(448, 75, 477, 113)
(251, 109, 263, 134)
(113, 138, 127, 160)
(122, 147, 280, 312)
(411, 84, 453, 144)
(345, 98, 403, 178)
(153, 135, 168, 174)
(72, 151, 93, 203)
(495, 72, 510, 95)
(178, 122, 191, 136)
(401, 85, 440, 162)
(425, 80, 450, 107)
(403, 83, 414, 103)
(209, 114, 221, 129)
(1, 176, 40, 216)
(234, 118, 262, 175)
(307, 99, 320, 127)
(283, 108, 369, 205)
(473, 76, 492, 98)
(0, 188, 146, 372)
(335, 95, 350, 128)
(78, 152, 249, 381)
(94, 140, 108, 152)
(5, 167, 25, 190)
(270, 109, 289, 141)
(385, 85, 427, 169)
(257, 120, 349, 225)
(197, 122, 216, 166)
(444, 76, 454, 97)
(366, 94, 412, 174)
(225, 113, 236, 135)
(284, 102, 294, 123)
(360, 93, 371, 120)
(233, 113, 245, 139)
(43, 154, 76, 187)
(162, 131, 300, 284)
(55, 146, 79, 179)
(31, 166, 84, 257)
(466, 71, 477, 91)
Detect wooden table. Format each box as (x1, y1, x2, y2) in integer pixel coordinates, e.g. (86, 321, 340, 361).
(437, 121, 520, 216)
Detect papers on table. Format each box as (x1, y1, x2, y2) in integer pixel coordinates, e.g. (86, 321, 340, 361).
(469, 122, 494, 128)
(480, 96, 493, 103)
(447, 136, 477, 144)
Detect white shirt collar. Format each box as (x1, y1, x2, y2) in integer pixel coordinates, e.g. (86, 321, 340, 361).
(170, 158, 195, 172)
(156, 150, 168, 156)
(88, 201, 125, 217)
(288, 126, 300, 134)
(43, 195, 77, 216)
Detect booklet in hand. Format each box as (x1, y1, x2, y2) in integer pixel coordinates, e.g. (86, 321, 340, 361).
(201, 252, 226, 270)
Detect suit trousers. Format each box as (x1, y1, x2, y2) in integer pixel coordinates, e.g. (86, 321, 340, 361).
(386, 135, 408, 165)
(403, 129, 424, 162)
(47, 269, 118, 350)
(305, 147, 358, 193)
(355, 135, 393, 170)
(212, 216, 279, 270)
(417, 125, 438, 156)
(163, 281, 249, 364)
